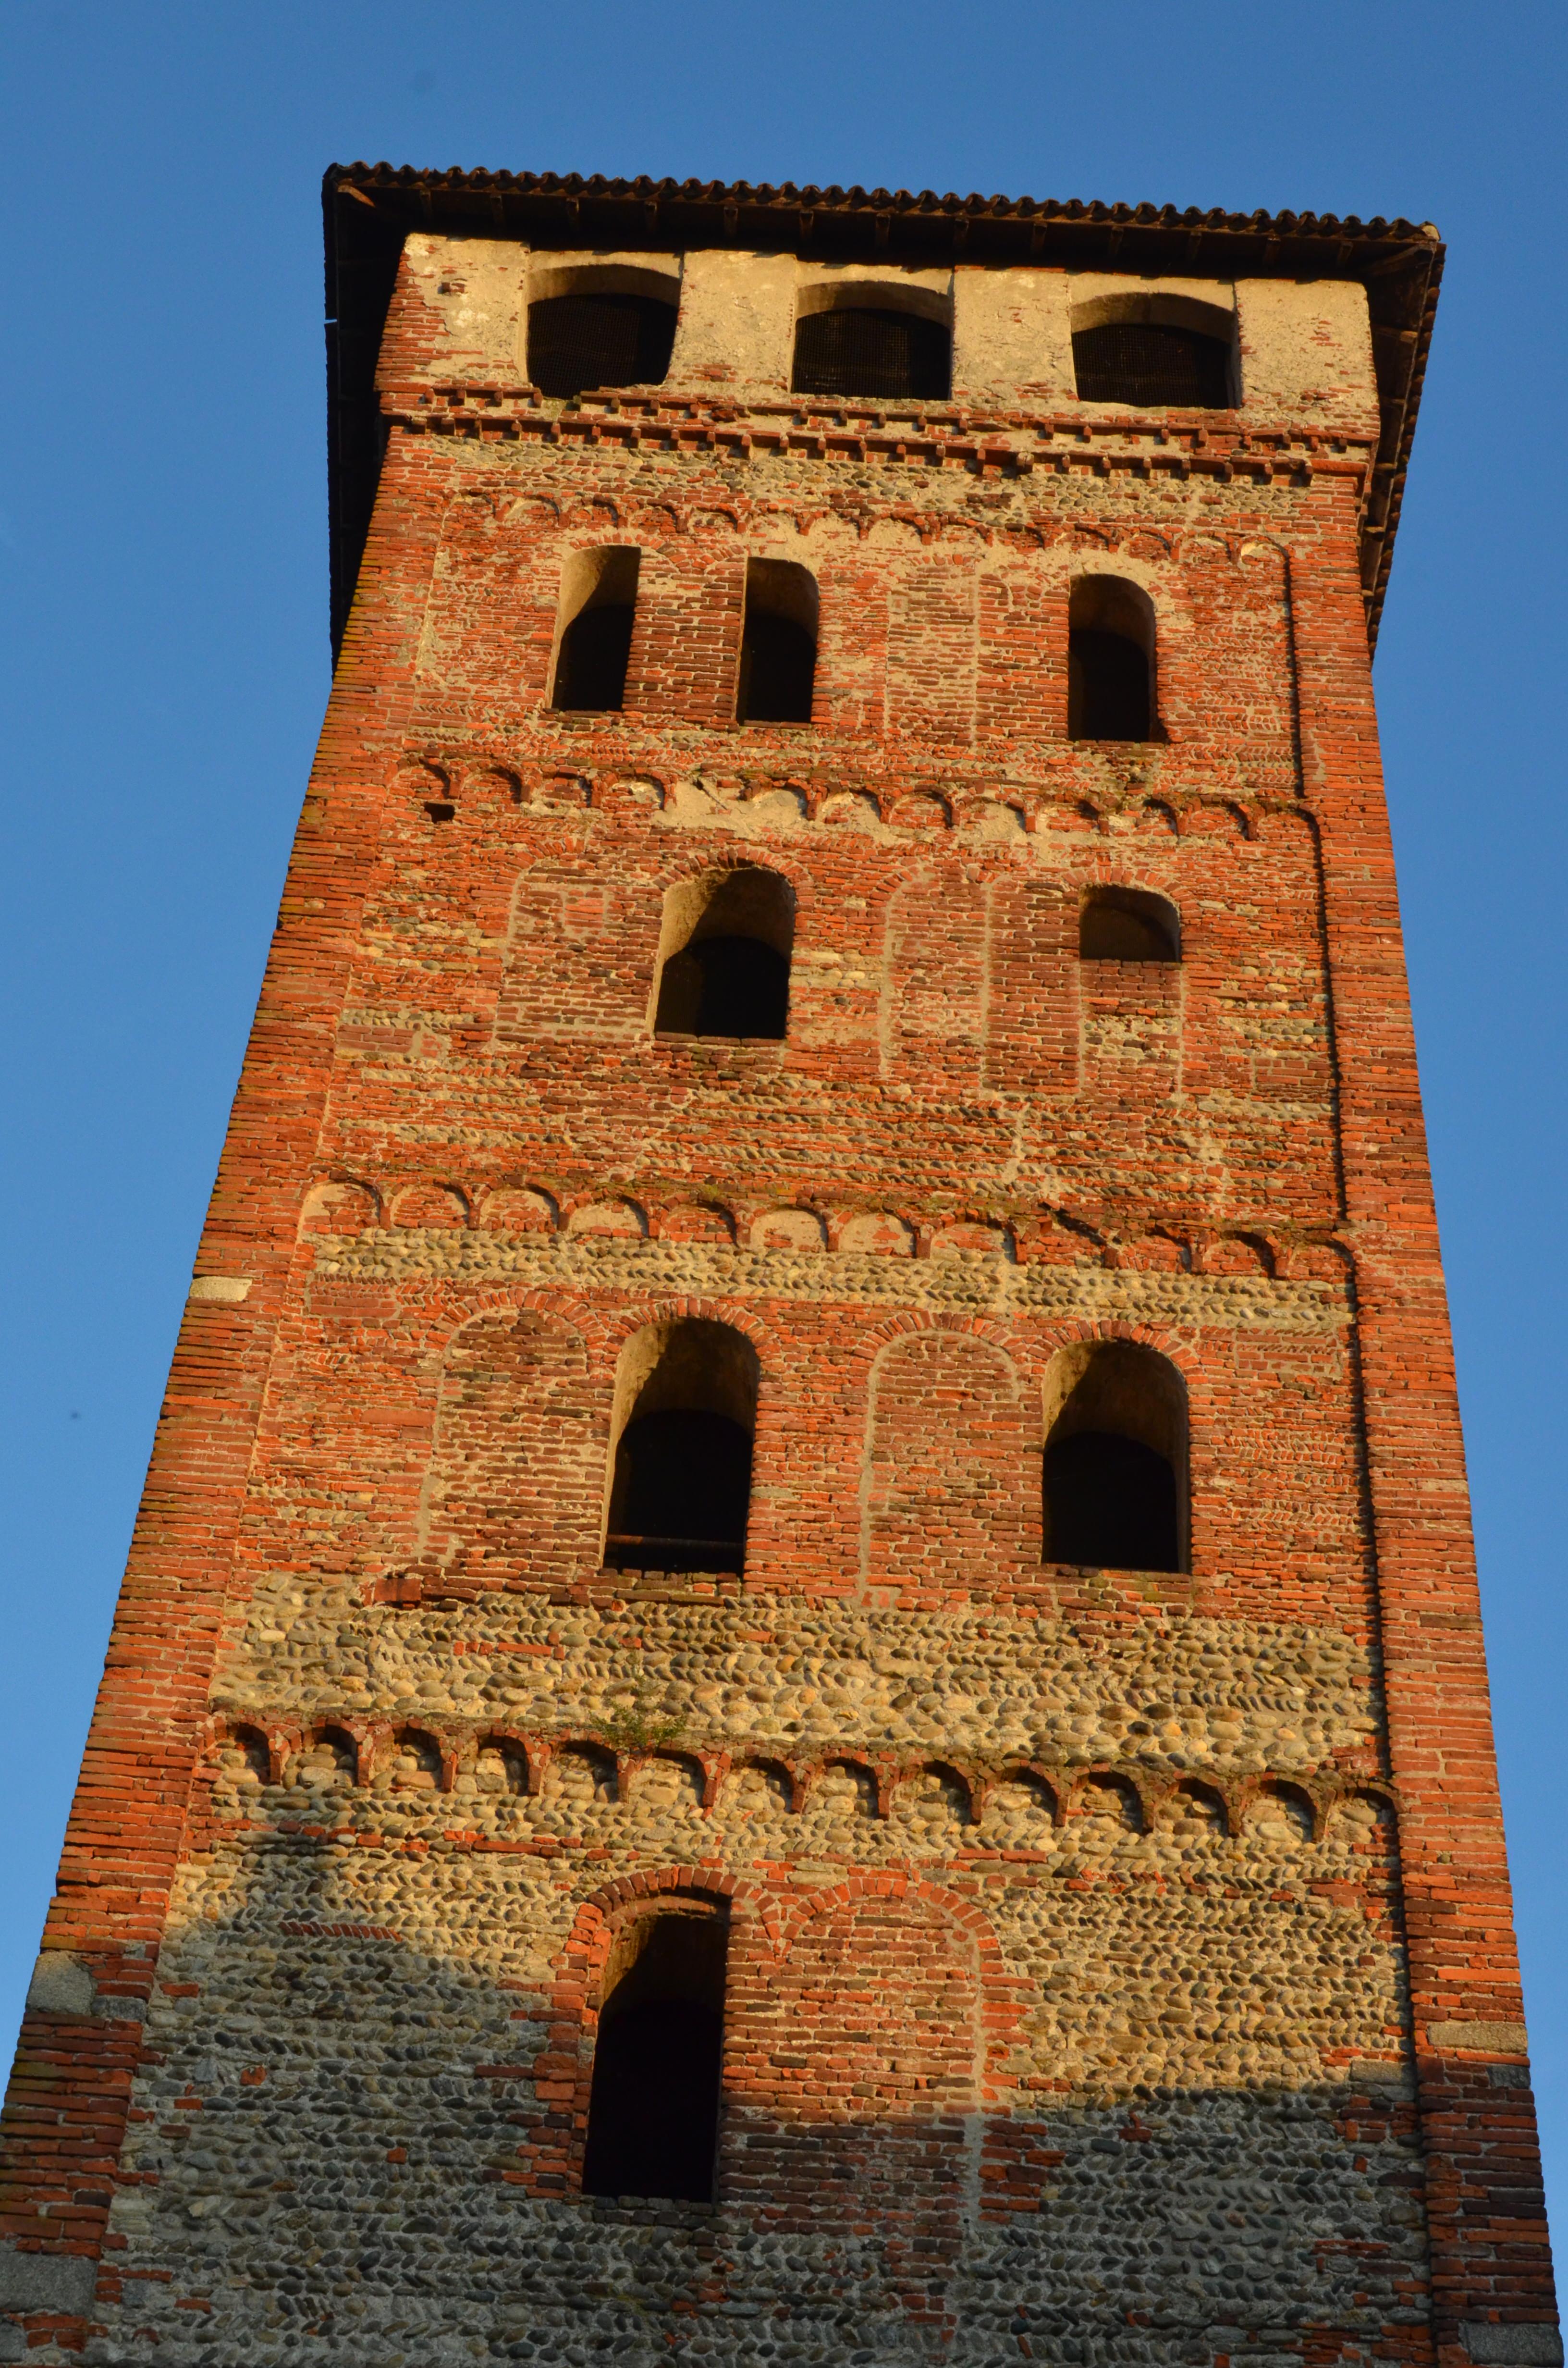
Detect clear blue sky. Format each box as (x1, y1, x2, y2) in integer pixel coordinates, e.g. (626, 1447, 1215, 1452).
(3, 0, 1565, 2242)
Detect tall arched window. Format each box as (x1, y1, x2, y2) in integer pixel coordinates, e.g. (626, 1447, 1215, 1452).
(1042, 1341, 1187, 1575)
(1071, 296, 1236, 409)
(737, 560, 817, 724)
(792, 296, 951, 401)
(1068, 576, 1157, 742)
(551, 547, 640, 714)
(527, 290, 678, 399)
(604, 1320, 759, 1574)
(582, 1906, 728, 2201)
(652, 865, 795, 1042)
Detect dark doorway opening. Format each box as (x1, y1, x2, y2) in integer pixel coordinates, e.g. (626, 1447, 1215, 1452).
(603, 1320, 760, 1575)
(652, 866, 795, 1042)
(605, 1407, 754, 1575)
(655, 936, 790, 1039)
(1044, 1431, 1179, 1573)
(792, 307, 951, 401)
(582, 1912, 727, 2202)
(1069, 629, 1150, 740)
(528, 294, 677, 398)
(552, 546, 640, 714)
(554, 603, 633, 712)
(1067, 576, 1157, 742)
(1072, 321, 1233, 409)
(737, 559, 818, 725)
(738, 615, 814, 722)
(1042, 1341, 1187, 1575)
(1079, 888, 1180, 963)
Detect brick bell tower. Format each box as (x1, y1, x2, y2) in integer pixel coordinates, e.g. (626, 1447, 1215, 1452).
(1, 166, 1559, 2368)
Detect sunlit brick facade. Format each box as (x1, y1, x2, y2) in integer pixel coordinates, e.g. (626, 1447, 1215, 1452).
(1, 167, 1557, 2368)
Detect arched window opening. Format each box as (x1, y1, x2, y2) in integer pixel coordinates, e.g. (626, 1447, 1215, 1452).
(551, 546, 640, 714)
(792, 303, 951, 401)
(1073, 321, 1232, 407)
(1042, 1341, 1187, 1575)
(652, 866, 795, 1042)
(604, 1319, 760, 1574)
(527, 292, 678, 399)
(1068, 576, 1157, 742)
(1070, 296, 1236, 409)
(1079, 888, 1181, 963)
(737, 560, 818, 724)
(582, 1907, 728, 2202)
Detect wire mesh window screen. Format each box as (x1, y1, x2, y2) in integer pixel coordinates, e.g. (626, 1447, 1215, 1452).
(527, 295, 678, 398)
(1071, 322, 1232, 408)
(792, 307, 951, 400)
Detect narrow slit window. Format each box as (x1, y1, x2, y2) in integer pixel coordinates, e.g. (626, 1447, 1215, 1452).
(551, 547, 640, 715)
(1042, 1342, 1188, 1576)
(1079, 888, 1180, 963)
(737, 560, 817, 725)
(1068, 577, 1157, 742)
(792, 306, 951, 401)
(582, 1910, 727, 2203)
(604, 1319, 759, 1576)
(527, 293, 677, 399)
(652, 865, 795, 1042)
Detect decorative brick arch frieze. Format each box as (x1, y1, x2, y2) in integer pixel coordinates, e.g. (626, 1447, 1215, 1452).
(294, 1164, 1340, 1283)
(559, 494, 629, 533)
(1276, 1232, 1359, 1285)
(614, 1745, 719, 1810)
(295, 1170, 383, 1243)
(203, 1711, 288, 1789)
(468, 1725, 541, 1794)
